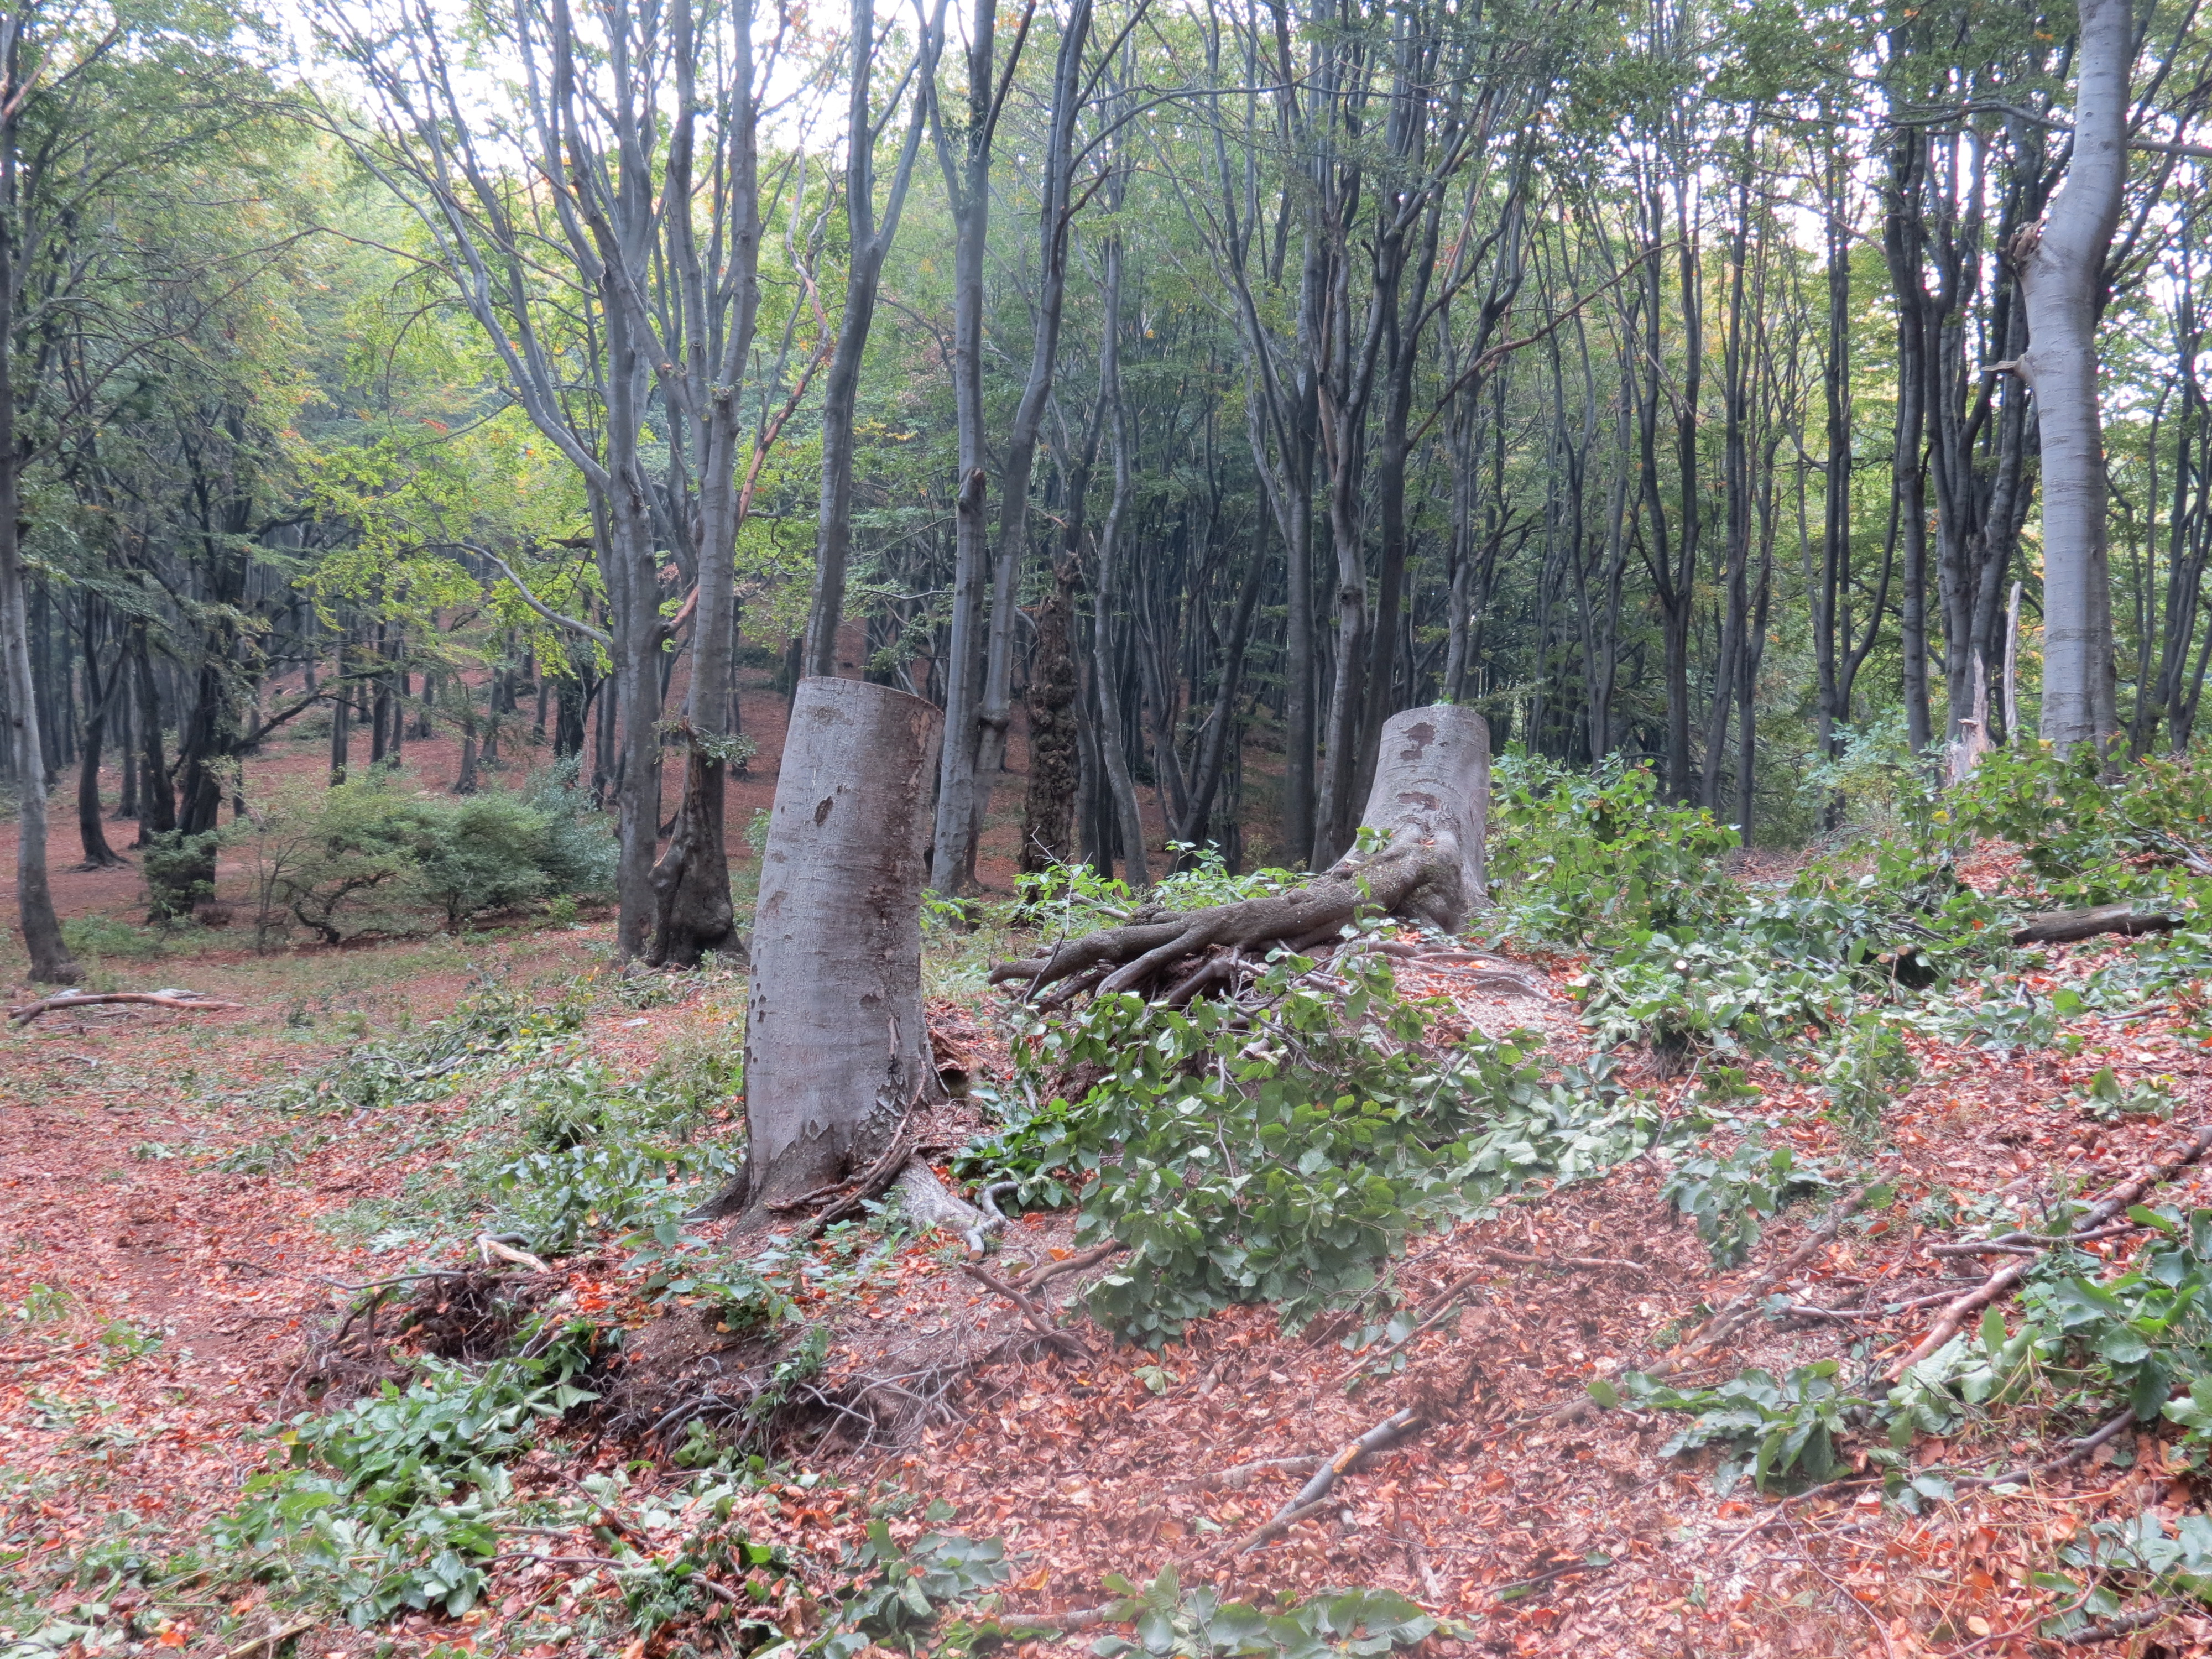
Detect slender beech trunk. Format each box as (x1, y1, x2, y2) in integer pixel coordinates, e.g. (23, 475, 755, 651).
(0, 13, 73, 979)
(1090, 232, 1150, 886)
(803, 0, 944, 675)
(2021, 0, 2131, 752)
(968, 0, 1093, 859)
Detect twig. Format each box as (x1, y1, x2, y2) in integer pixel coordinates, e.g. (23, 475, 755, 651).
(959, 1261, 1095, 1363)
(1232, 1407, 1425, 1555)
(1888, 1126, 2212, 1381)
(1486, 1554, 1618, 1604)
(10, 990, 243, 1026)
(1953, 1408, 2135, 1491)
(802, 1109, 922, 1237)
(1477, 1245, 1652, 1277)
(1782, 1514, 1895, 1659)
(221, 1618, 319, 1659)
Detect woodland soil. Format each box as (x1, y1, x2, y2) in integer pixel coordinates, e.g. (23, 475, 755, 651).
(6, 732, 2212, 1655)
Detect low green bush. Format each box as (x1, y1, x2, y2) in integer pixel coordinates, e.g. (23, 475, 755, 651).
(1487, 753, 1741, 946)
(225, 766, 616, 948)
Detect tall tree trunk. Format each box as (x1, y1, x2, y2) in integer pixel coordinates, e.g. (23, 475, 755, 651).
(130, 621, 171, 845)
(1019, 556, 1081, 872)
(968, 0, 1092, 863)
(2022, 0, 2131, 752)
(926, 0, 1027, 894)
(0, 14, 74, 980)
(75, 622, 122, 869)
(802, 0, 942, 674)
(1090, 232, 1150, 888)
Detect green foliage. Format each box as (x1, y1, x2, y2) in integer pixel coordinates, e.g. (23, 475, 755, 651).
(1486, 754, 1740, 946)
(1659, 1132, 1835, 1267)
(1601, 1362, 1866, 1494)
(813, 1522, 1012, 1657)
(1087, 1567, 1442, 1659)
(1942, 745, 2212, 910)
(140, 830, 219, 925)
(967, 954, 1658, 1345)
(216, 1327, 603, 1624)
(2072, 1066, 2178, 1124)
(1010, 846, 1302, 935)
(227, 772, 616, 949)
(265, 984, 592, 1117)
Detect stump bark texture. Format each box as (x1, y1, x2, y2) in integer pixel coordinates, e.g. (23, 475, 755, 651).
(717, 679, 943, 1218)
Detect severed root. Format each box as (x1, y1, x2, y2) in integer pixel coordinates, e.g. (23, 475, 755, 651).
(992, 839, 1452, 1003)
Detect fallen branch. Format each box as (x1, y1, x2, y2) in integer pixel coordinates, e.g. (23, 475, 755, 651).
(221, 1619, 320, 1659)
(1017, 1240, 1126, 1291)
(2057, 1601, 2180, 1646)
(1162, 1455, 1323, 1495)
(2010, 905, 2182, 947)
(1478, 1245, 1652, 1277)
(477, 1235, 550, 1273)
(1888, 1126, 2212, 1381)
(9, 989, 243, 1026)
(959, 1260, 1095, 1363)
(1953, 1407, 2136, 1491)
(1928, 1219, 2143, 1258)
(1230, 1407, 1425, 1555)
(991, 1603, 1123, 1634)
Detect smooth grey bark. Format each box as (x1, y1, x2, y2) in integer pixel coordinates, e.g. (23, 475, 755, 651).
(648, 0, 762, 967)
(2022, 0, 2132, 752)
(802, 0, 946, 679)
(727, 678, 943, 1215)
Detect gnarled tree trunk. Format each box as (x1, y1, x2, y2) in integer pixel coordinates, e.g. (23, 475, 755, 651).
(698, 679, 943, 1222)
(995, 704, 1489, 1003)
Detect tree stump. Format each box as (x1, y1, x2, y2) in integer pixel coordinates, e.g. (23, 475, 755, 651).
(696, 679, 943, 1221)
(994, 703, 1490, 1002)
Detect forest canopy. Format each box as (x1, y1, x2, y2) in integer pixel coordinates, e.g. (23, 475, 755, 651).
(0, 0, 2204, 974)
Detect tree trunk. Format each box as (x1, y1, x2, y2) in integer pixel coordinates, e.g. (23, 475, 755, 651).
(2022, 0, 2131, 753)
(129, 620, 171, 845)
(75, 637, 121, 869)
(1018, 556, 1081, 873)
(996, 703, 1489, 1002)
(698, 678, 942, 1222)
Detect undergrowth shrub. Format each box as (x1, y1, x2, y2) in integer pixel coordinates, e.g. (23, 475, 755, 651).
(227, 769, 615, 949)
(1486, 754, 1740, 946)
(962, 951, 1661, 1346)
(216, 1322, 604, 1624)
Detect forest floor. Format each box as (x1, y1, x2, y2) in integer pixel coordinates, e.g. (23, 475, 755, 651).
(6, 851, 2212, 1659)
(3, 679, 2211, 1657)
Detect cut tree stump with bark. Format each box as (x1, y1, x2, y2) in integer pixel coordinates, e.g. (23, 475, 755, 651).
(692, 680, 951, 1225)
(995, 704, 1489, 1003)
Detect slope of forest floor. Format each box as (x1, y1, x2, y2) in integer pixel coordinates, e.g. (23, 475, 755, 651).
(9, 775, 2212, 1659)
